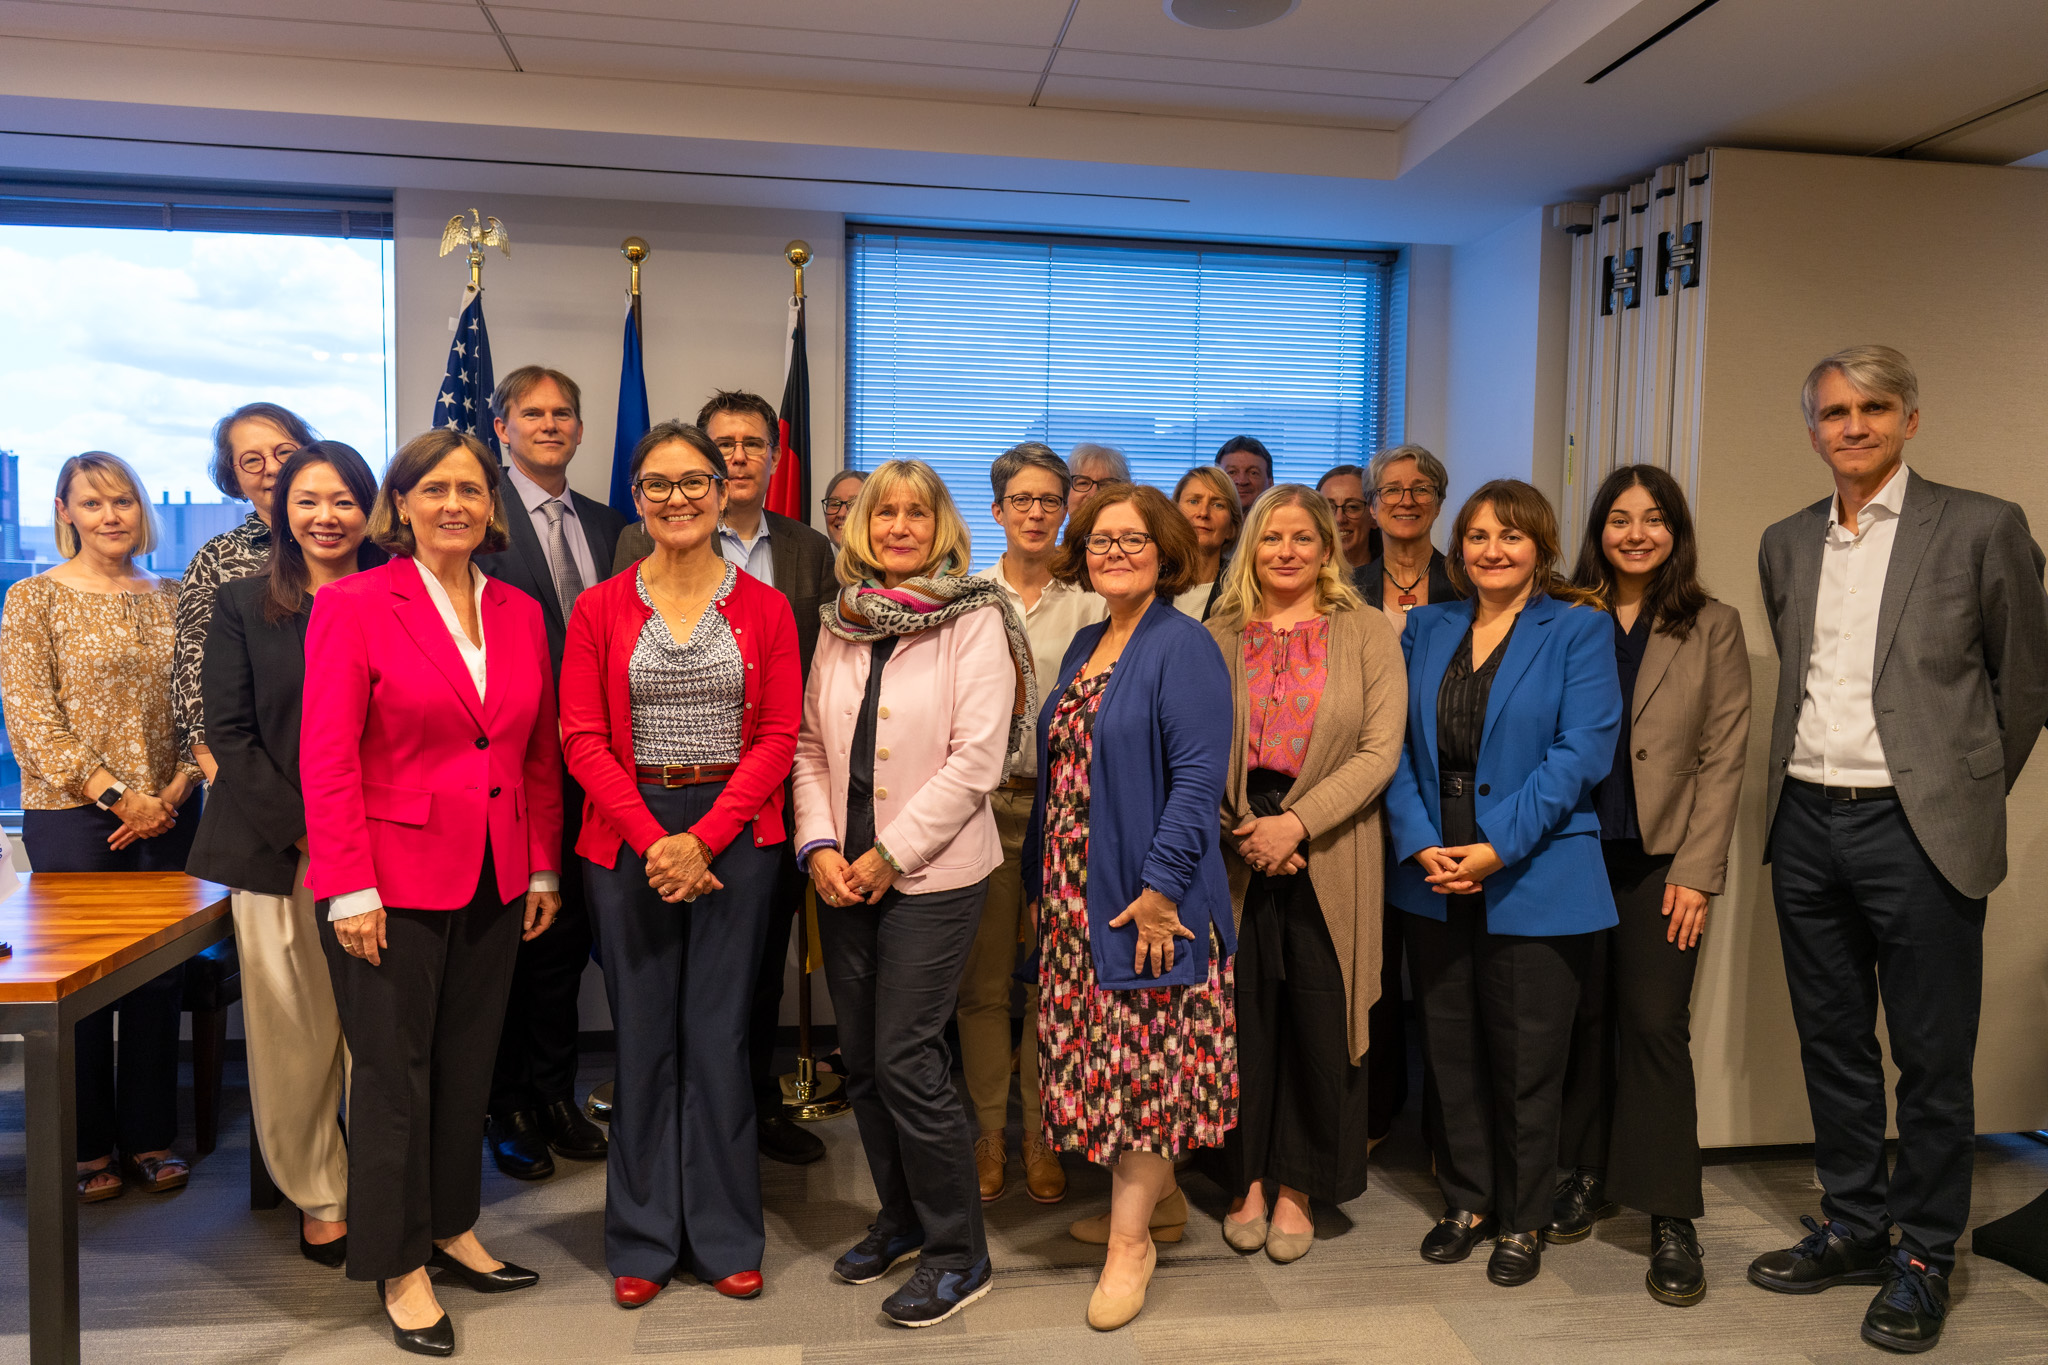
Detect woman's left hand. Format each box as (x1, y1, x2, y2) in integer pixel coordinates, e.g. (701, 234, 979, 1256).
(522, 889, 562, 941)
(645, 833, 710, 900)
(843, 848, 899, 905)
(1425, 842, 1503, 894)
(1232, 811, 1308, 876)
(1109, 887, 1196, 976)
(1662, 883, 1711, 950)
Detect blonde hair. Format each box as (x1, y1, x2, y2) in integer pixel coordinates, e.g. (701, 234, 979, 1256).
(54, 452, 159, 559)
(1172, 465, 1244, 552)
(835, 458, 972, 586)
(1212, 484, 1363, 631)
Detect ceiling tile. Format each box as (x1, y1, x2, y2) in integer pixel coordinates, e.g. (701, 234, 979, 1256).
(513, 37, 1042, 104)
(1036, 73, 1420, 129)
(490, 0, 1075, 49)
(1051, 47, 1449, 101)
(495, 9, 1045, 73)
(0, 0, 507, 66)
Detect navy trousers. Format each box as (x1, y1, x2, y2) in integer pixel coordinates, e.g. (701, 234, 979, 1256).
(1770, 779, 1986, 1273)
(589, 783, 777, 1285)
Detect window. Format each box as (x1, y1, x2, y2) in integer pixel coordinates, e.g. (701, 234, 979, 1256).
(846, 228, 1396, 568)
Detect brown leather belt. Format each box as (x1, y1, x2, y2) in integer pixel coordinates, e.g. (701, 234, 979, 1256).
(636, 763, 738, 788)
(1000, 775, 1036, 792)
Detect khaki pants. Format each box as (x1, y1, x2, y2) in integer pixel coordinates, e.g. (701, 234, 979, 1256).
(956, 787, 1043, 1140)
(233, 857, 350, 1222)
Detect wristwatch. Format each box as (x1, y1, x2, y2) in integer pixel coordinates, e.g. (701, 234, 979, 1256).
(94, 780, 128, 812)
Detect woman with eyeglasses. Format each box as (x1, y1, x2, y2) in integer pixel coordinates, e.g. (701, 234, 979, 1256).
(1065, 443, 1129, 517)
(559, 422, 801, 1309)
(1315, 464, 1381, 571)
(1171, 466, 1243, 621)
(173, 402, 318, 785)
(820, 468, 866, 548)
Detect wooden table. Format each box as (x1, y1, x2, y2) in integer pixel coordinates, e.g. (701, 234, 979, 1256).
(0, 872, 232, 1365)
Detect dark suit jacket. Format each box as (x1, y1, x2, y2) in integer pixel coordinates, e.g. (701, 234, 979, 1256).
(1353, 548, 1460, 612)
(612, 508, 837, 676)
(478, 481, 627, 677)
(1759, 469, 2048, 898)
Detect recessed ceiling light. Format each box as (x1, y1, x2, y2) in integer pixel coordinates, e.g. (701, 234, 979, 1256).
(1165, 0, 1299, 31)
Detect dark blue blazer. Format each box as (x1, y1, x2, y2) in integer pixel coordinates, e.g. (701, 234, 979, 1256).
(1022, 596, 1233, 988)
(1384, 592, 1622, 936)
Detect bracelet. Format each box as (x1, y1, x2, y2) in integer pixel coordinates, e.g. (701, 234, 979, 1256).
(874, 841, 905, 874)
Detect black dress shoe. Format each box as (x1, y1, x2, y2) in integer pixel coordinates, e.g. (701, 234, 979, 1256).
(1647, 1215, 1705, 1306)
(1488, 1231, 1543, 1286)
(1861, 1249, 1948, 1354)
(539, 1098, 609, 1160)
(1420, 1210, 1497, 1264)
(428, 1246, 540, 1293)
(757, 1109, 826, 1165)
(299, 1230, 347, 1268)
(377, 1281, 454, 1358)
(1546, 1167, 1617, 1244)
(486, 1111, 556, 1181)
(1747, 1214, 1890, 1294)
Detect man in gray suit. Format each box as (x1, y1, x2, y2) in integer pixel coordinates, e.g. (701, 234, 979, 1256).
(1748, 345, 2048, 1353)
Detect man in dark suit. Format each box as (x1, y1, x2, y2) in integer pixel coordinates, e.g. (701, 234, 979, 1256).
(1749, 346, 2048, 1353)
(613, 388, 839, 1165)
(475, 365, 626, 1180)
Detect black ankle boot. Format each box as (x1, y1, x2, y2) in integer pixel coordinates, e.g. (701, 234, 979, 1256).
(1545, 1167, 1616, 1244)
(1647, 1215, 1705, 1306)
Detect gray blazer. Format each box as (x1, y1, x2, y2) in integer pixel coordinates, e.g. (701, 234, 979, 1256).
(1758, 469, 2048, 899)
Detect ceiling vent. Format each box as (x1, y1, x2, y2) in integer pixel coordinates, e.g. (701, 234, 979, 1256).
(1164, 0, 1299, 31)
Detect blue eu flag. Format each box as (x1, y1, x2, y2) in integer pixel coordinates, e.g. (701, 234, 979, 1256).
(609, 298, 650, 517)
(433, 287, 499, 457)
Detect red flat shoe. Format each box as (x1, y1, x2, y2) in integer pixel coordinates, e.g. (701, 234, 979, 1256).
(713, 1270, 763, 1300)
(614, 1276, 661, 1308)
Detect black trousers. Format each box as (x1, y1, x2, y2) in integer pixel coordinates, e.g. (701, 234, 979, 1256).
(1408, 899, 1590, 1233)
(1770, 780, 1985, 1273)
(1558, 839, 1704, 1217)
(818, 878, 988, 1271)
(489, 774, 593, 1116)
(590, 784, 777, 1285)
(23, 801, 199, 1162)
(1224, 864, 1372, 1204)
(1364, 905, 1410, 1140)
(746, 846, 807, 1110)
(319, 860, 523, 1281)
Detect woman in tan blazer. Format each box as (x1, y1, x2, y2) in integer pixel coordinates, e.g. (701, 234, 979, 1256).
(1206, 485, 1407, 1264)
(1554, 464, 1751, 1308)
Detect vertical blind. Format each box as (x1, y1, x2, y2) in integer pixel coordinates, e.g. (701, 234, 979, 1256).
(846, 229, 1397, 568)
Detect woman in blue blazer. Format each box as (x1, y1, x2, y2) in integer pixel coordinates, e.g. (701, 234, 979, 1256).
(1384, 479, 1622, 1288)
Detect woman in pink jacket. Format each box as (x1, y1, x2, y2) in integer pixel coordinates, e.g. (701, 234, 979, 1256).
(793, 459, 1034, 1330)
(302, 430, 564, 1359)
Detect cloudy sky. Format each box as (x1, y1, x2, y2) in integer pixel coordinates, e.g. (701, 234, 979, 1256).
(0, 225, 394, 524)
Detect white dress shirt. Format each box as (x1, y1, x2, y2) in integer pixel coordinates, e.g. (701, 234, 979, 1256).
(718, 514, 776, 590)
(979, 555, 1109, 778)
(1788, 462, 1909, 788)
(506, 463, 598, 592)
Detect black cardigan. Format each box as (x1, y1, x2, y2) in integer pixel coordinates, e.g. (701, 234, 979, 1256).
(1353, 548, 1461, 613)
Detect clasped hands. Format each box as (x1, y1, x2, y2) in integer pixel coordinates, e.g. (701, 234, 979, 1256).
(809, 846, 898, 908)
(105, 774, 195, 851)
(1232, 810, 1307, 877)
(645, 832, 721, 904)
(1415, 842, 1505, 894)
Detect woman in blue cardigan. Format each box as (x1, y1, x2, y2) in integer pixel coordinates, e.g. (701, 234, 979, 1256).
(1022, 484, 1234, 1333)
(1385, 479, 1622, 1288)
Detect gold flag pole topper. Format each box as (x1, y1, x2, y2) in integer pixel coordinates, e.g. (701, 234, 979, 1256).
(785, 239, 810, 299)
(622, 236, 649, 300)
(439, 209, 511, 291)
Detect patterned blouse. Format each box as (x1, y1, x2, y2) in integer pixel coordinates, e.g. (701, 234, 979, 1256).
(173, 511, 270, 753)
(0, 575, 198, 809)
(1243, 614, 1331, 779)
(630, 563, 744, 766)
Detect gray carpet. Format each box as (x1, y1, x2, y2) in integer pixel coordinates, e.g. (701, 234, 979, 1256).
(2, 1042, 2046, 1362)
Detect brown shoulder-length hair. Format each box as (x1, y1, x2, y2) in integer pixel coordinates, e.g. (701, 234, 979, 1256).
(369, 430, 510, 557)
(262, 441, 386, 622)
(1446, 478, 1603, 610)
(1569, 463, 1710, 638)
(1052, 483, 1200, 597)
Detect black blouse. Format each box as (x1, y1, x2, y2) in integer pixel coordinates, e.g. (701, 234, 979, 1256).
(1593, 610, 1651, 841)
(1436, 615, 1518, 772)
(843, 636, 899, 862)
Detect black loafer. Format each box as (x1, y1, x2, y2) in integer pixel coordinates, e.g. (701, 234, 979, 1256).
(1747, 1214, 1889, 1294)
(758, 1109, 826, 1165)
(1861, 1250, 1949, 1354)
(428, 1247, 540, 1293)
(1647, 1215, 1705, 1306)
(1546, 1167, 1617, 1244)
(378, 1281, 454, 1358)
(1420, 1210, 1497, 1264)
(299, 1230, 347, 1268)
(486, 1111, 556, 1182)
(539, 1098, 609, 1160)
(1488, 1231, 1543, 1286)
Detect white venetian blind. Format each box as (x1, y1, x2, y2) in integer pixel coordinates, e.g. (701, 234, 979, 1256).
(846, 229, 1396, 567)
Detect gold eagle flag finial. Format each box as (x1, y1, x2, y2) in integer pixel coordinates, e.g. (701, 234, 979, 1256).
(439, 209, 511, 291)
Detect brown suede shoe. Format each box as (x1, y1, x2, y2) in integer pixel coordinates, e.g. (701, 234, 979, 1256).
(1023, 1138, 1067, 1204)
(975, 1134, 1007, 1202)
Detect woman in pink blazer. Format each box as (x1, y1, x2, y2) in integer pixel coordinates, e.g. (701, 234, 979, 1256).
(302, 430, 563, 1359)
(792, 459, 1033, 1330)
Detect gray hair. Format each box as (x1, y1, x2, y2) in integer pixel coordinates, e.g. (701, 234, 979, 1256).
(989, 442, 1070, 501)
(1365, 443, 1450, 502)
(823, 467, 866, 496)
(1801, 345, 1919, 429)
(1067, 442, 1130, 483)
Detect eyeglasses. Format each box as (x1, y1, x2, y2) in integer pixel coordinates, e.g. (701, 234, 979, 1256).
(1070, 476, 1124, 496)
(1374, 484, 1440, 506)
(237, 447, 297, 476)
(1082, 531, 1154, 556)
(1003, 493, 1066, 514)
(820, 497, 855, 515)
(1328, 500, 1369, 518)
(712, 437, 771, 456)
(635, 473, 724, 503)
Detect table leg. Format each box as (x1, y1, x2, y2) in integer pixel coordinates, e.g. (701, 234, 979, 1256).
(23, 1003, 80, 1365)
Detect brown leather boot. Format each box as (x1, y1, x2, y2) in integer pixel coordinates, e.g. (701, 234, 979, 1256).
(1023, 1137, 1067, 1204)
(974, 1133, 1007, 1202)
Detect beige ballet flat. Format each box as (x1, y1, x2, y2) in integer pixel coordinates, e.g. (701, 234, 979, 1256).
(1222, 1212, 1269, 1253)
(1087, 1238, 1157, 1331)
(1068, 1186, 1187, 1245)
(1265, 1223, 1314, 1263)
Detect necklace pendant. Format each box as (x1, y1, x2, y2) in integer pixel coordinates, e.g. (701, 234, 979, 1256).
(1398, 593, 1417, 611)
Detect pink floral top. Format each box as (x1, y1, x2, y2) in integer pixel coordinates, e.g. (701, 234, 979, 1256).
(1243, 614, 1331, 779)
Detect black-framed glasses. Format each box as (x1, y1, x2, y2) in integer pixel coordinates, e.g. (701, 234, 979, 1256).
(636, 473, 724, 503)
(1003, 493, 1066, 514)
(1374, 484, 1440, 506)
(1070, 476, 1124, 496)
(820, 496, 855, 515)
(1328, 499, 1369, 518)
(237, 447, 297, 476)
(1082, 531, 1153, 556)
(712, 436, 771, 456)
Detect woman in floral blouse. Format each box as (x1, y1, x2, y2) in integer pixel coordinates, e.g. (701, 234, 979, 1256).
(1, 452, 204, 1202)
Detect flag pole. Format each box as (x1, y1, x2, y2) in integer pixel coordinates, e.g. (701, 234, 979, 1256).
(622, 235, 648, 335)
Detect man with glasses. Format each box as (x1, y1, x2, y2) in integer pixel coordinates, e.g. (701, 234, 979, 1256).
(475, 364, 627, 1181)
(1066, 442, 1130, 516)
(1316, 464, 1379, 571)
(965, 443, 1106, 1205)
(613, 388, 840, 1166)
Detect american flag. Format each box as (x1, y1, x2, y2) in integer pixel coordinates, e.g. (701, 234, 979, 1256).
(433, 285, 500, 457)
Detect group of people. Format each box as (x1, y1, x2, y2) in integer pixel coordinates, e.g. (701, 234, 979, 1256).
(2, 343, 2041, 1357)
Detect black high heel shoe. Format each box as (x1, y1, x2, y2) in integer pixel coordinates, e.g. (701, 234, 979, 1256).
(428, 1246, 540, 1293)
(377, 1280, 454, 1358)
(299, 1230, 347, 1268)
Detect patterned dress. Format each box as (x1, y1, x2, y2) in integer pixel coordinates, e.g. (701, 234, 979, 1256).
(1038, 664, 1236, 1163)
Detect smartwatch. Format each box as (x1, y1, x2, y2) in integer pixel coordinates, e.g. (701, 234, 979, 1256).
(95, 780, 128, 812)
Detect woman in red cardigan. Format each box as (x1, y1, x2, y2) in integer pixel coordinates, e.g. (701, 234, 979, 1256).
(559, 421, 801, 1310)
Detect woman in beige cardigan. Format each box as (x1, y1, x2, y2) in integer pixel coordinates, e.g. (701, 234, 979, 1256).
(1207, 485, 1408, 1263)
